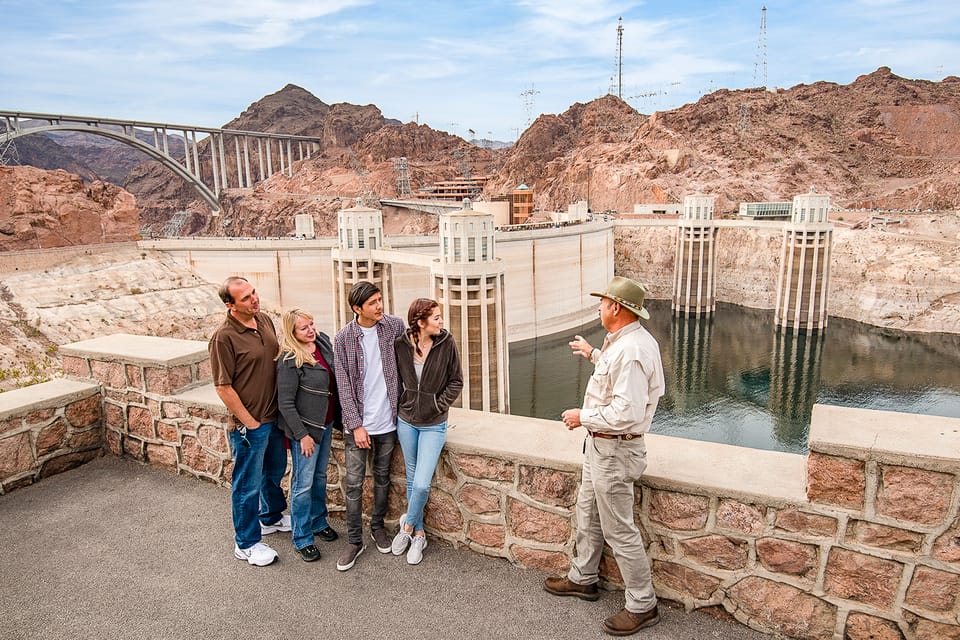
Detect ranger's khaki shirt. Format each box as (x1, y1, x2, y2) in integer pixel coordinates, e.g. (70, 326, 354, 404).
(580, 321, 665, 435)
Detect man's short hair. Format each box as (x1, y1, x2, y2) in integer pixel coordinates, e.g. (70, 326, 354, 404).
(348, 280, 381, 312)
(218, 276, 249, 305)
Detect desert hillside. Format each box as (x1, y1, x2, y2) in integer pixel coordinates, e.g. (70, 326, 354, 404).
(5, 67, 959, 241)
(0, 248, 225, 391)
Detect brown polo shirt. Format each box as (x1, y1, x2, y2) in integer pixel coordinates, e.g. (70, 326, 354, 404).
(208, 311, 279, 424)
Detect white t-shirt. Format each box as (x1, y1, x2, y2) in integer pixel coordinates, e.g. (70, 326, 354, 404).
(360, 324, 395, 435)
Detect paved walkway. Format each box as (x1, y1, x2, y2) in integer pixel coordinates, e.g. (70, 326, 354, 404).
(0, 456, 771, 640)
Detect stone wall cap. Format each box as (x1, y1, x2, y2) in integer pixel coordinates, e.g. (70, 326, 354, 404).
(172, 384, 227, 412)
(447, 408, 807, 503)
(447, 408, 584, 469)
(645, 433, 807, 503)
(0, 378, 100, 420)
(810, 404, 960, 466)
(61, 334, 208, 367)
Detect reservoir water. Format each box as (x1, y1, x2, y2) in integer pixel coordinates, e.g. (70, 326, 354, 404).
(509, 300, 960, 454)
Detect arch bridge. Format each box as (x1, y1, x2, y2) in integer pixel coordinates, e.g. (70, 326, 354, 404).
(0, 110, 322, 213)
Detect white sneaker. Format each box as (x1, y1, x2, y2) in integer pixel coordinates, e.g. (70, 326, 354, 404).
(407, 534, 427, 565)
(261, 514, 292, 535)
(234, 542, 278, 566)
(392, 514, 412, 556)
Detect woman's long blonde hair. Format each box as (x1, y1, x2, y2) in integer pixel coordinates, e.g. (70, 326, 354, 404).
(276, 308, 318, 368)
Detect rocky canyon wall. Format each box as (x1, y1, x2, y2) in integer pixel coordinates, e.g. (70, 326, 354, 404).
(0, 166, 139, 251)
(616, 215, 960, 334)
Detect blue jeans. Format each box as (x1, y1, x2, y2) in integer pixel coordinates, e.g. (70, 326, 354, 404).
(396, 418, 447, 532)
(227, 421, 288, 549)
(344, 429, 397, 545)
(289, 423, 334, 549)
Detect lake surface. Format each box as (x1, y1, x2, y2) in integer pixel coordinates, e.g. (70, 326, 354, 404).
(509, 300, 960, 454)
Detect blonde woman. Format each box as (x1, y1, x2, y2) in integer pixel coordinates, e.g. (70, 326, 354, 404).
(276, 308, 341, 562)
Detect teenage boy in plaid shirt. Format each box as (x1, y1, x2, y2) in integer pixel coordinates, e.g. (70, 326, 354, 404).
(333, 281, 405, 571)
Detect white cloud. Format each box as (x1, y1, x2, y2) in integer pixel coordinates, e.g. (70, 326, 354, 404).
(3, 1, 960, 140)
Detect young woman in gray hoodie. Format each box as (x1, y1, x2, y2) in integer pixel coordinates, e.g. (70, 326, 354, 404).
(391, 298, 463, 564)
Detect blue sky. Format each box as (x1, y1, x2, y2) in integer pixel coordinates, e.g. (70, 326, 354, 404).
(2, 0, 958, 142)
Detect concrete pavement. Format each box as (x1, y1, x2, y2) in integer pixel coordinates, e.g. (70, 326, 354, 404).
(0, 456, 771, 640)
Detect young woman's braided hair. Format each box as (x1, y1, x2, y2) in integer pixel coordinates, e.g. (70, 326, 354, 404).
(407, 298, 439, 357)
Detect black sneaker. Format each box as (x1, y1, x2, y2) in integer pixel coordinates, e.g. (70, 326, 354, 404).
(296, 544, 321, 562)
(315, 526, 339, 542)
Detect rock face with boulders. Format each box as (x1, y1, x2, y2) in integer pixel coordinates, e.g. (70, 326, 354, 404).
(0, 166, 138, 251)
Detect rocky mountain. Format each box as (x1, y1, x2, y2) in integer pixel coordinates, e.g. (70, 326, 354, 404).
(3, 123, 184, 185)
(135, 67, 960, 235)
(489, 67, 960, 213)
(208, 121, 494, 238)
(123, 84, 415, 235)
(4, 67, 960, 239)
(2, 132, 99, 183)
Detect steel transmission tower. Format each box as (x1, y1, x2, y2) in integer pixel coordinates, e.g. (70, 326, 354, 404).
(520, 85, 540, 128)
(741, 6, 768, 134)
(615, 17, 624, 98)
(0, 139, 20, 166)
(393, 157, 412, 197)
(0, 122, 20, 165)
(753, 6, 768, 89)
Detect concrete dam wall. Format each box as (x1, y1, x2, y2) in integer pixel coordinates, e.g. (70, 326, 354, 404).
(139, 221, 615, 342)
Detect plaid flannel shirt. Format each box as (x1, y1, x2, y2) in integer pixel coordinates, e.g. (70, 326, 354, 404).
(333, 314, 406, 432)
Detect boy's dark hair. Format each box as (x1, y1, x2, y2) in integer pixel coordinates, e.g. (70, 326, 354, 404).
(348, 280, 381, 313)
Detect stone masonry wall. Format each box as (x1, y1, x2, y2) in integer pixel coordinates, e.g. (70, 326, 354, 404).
(4, 334, 959, 640)
(59, 335, 220, 478)
(0, 379, 102, 494)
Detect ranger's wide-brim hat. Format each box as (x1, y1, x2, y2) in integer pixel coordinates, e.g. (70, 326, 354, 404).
(590, 276, 650, 320)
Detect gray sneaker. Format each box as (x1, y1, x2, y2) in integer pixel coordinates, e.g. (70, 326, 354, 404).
(336, 543, 365, 571)
(407, 534, 427, 565)
(391, 514, 412, 556)
(372, 528, 392, 554)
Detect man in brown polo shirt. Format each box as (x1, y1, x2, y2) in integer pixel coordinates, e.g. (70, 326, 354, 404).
(209, 276, 289, 566)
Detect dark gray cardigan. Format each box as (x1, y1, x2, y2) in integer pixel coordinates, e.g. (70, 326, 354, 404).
(394, 329, 463, 427)
(276, 333, 341, 442)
